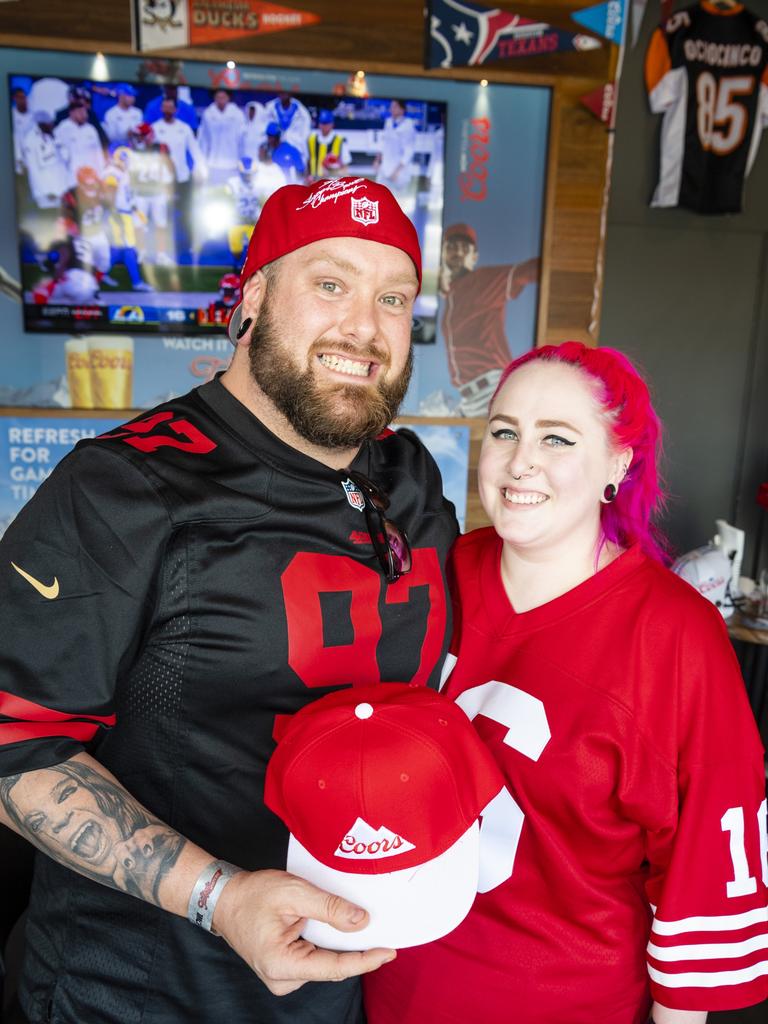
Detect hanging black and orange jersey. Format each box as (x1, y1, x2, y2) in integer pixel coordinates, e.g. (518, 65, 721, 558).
(645, 1, 768, 213)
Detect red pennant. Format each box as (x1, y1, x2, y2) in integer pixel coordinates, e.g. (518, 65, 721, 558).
(579, 82, 615, 124)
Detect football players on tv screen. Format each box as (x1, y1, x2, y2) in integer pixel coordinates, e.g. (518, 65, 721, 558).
(10, 75, 446, 339)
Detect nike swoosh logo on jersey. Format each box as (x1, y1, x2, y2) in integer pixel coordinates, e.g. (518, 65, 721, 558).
(11, 562, 60, 599)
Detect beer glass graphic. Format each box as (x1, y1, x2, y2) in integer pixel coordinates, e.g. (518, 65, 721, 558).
(87, 336, 134, 409)
(65, 338, 94, 409)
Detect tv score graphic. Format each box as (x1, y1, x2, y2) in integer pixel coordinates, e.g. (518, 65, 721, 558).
(27, 295, 223, 334)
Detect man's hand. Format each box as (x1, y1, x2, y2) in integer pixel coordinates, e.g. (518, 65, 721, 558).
(213, 868, 396, 996)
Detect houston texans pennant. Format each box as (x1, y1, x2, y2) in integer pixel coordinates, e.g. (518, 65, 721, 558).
(426, 0, 602, 68)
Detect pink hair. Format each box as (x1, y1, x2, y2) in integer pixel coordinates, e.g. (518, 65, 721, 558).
(492, 342, 670, 564)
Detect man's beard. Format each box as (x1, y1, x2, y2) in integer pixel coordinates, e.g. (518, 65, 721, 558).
(248, 289, 413, 450)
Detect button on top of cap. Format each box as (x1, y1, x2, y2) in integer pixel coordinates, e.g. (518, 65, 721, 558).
(355, 702, 374, 720)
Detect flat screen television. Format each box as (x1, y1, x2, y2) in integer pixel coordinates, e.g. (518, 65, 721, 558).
(10, 73, 446, 340)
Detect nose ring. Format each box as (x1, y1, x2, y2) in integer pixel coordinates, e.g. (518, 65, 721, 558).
(511, 465, 534, 481)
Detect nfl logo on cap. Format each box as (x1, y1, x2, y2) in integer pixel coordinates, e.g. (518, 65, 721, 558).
(264, 683, 505, 951)
(351, 195, 379, 225)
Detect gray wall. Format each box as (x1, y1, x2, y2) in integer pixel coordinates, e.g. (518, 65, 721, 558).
(600, 1, 768, 576)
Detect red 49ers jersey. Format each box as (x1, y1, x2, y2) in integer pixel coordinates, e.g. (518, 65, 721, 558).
(645, 1, 768, 213)
(0, 378, 457, 1024)
(365, 528, 768, 1023)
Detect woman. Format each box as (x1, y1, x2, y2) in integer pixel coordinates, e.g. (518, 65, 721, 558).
(365, 343, 768, 1023)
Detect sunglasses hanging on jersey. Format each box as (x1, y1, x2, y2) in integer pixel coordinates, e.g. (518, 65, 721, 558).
(344, 470, 412, 584)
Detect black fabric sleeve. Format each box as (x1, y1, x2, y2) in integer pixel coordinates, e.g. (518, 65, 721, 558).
(0, 444, 171, 775)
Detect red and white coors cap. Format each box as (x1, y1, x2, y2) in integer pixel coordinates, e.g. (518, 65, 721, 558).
(227, 177, 422, 343)
(264, 683, 504, 950)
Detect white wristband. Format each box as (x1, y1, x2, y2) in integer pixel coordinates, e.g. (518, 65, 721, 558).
(187, 860, 241, 933)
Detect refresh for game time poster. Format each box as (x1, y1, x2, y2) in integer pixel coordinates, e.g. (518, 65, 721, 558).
(1, 48, 550, 417)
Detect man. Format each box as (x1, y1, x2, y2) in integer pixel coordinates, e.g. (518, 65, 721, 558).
(225, 156, 261, 267)
(103, 84, 144, 145)
(0, 176, 457, 1024)
(59, 165, 115, 287)
(101, 149, 154, 293)
(152, 95, 206, 185)
(240, 98, 269, 162)
(20, 111, 69, 212)
(264, 91, 312, 153)
(152, 94, 206, 260)
(307, 110, 352, 181)
(439, 222, 539, 416)
(264, 121, 306, 184)
(253, 139, 292, 201)
(11, 86, 33, 175)
(54, 99, 106, 188)
(128, 121, 175, 267)
(197, 87, 245, 185)
(373, 100, 416, 209)
(199, 271, 240, 326)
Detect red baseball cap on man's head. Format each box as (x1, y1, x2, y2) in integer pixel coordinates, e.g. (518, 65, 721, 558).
(227, 177, 422, 343)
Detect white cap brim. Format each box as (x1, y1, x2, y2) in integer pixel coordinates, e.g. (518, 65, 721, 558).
(287, 821, 480, 951)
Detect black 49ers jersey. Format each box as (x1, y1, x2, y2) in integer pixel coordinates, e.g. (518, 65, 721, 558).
(645, 1, 768, 213)
(0, 378, 457, 1024)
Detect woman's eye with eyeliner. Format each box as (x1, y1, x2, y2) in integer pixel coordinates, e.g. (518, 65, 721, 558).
(491, 428, 518, 441)
(544, 435, 575, 448)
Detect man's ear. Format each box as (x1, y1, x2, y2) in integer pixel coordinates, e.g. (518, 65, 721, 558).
(234, 271, 267, 348)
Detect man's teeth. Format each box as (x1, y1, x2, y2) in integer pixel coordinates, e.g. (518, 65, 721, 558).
(503, 489, 547, 505)
(319, 354, 371, 377)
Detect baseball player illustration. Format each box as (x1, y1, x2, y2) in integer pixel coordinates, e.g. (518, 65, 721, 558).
(439, 222, 539, 417)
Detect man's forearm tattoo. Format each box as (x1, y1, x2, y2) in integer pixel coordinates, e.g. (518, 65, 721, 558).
(0, 760, 185, 907)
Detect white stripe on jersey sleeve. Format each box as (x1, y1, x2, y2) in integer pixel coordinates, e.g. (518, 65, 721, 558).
(648, 933, 768, 961)
(648, 960, 768, 988)
(652, 907, 768, 934)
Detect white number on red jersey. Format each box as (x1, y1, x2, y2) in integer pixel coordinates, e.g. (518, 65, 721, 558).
(455, 680, 551, 893)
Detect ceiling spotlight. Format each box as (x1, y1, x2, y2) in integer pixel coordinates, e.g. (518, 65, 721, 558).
(480, 79, 489, 87)
(226, 60, 236, 70)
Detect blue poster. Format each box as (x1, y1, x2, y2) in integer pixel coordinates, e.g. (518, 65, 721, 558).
(0, 415, 119, 537)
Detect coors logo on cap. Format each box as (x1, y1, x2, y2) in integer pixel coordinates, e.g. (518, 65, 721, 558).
(335, 818, 415, 860)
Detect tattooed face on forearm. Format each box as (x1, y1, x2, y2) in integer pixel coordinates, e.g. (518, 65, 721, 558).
(0, 761, 184, 906)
